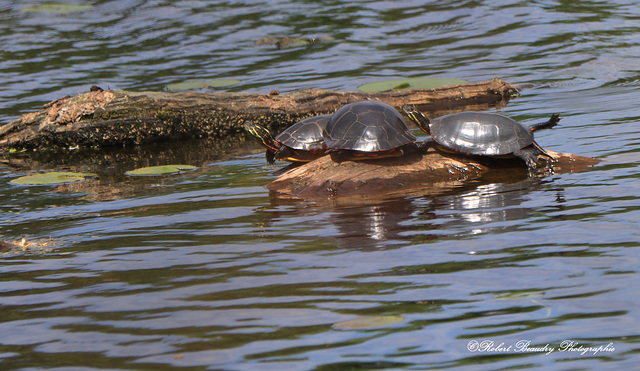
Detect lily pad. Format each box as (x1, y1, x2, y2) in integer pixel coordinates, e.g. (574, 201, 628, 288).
(165, 79, 240, 91)
(125, 165, 197, 176)
(256, 36, 334, 49)
(22, 3, 92, 14)
(332, 315, 405, 330)
(494, 291, 544, 300)
(10, 172, 96, 185)
(358, 77, 467, 92)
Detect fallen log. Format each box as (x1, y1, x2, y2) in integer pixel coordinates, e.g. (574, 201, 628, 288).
(266, 149, 599, 200)
(0, 78, 518, 150)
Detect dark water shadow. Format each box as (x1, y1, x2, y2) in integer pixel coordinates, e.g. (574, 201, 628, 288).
(0, 135, 259, 201)
(1, 135, 252, 175)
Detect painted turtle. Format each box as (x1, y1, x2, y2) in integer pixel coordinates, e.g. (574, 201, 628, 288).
(323, 101, 417, 161)
(403, 106, 560, 170)
(244, 114, 330, 164)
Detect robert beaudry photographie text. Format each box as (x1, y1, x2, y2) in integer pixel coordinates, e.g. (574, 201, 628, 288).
(467, 340, 615, 356)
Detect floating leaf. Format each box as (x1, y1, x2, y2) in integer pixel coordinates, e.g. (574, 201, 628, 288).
(125, 165, 197, 176)
(332, 315, 404, 330)
(278, 38, 311, 48)
(22, 3, 92, 14)
(10, 172, 96, 185)
(391, 82, 412, 90)
(358, 77, 467, 92)
(166, 81, 204, 91)
(256, 36, 334, 49)
(165, 79, 240, 91)
(206, 79, 241, 88)
(494, 291, 544, 300)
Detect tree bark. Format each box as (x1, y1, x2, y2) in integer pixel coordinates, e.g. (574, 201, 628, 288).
(266, 149, 599, 200)
(0, 78, 518, 150)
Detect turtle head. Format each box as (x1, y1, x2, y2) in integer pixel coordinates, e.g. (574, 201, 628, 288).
(244, 122, 280, 151)
(402, 105, 431, 135)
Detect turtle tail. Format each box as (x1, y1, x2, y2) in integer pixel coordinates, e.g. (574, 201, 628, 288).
(244, 123, 280, 151)
(529, 114, 560, 132)
(402, 105, 432, 135)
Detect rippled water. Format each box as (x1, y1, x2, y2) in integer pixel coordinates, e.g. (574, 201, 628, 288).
(2, 1, 640, 369)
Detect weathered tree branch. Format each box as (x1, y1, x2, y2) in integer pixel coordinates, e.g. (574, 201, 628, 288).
(267, 149, 599, 200)
(0, 78, 518, 150)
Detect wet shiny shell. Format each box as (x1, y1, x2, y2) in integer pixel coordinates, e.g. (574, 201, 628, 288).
(430, 112, 534, 155)
(276, 114, 331, 152)
(324, 101, 416, 152)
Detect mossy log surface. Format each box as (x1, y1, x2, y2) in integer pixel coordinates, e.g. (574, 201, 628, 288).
(0, 78, 518, 150)
(266, 150, 599, 200)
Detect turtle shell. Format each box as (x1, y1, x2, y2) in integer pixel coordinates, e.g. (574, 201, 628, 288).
(430, 112, 534, 156)
(276, 114, 330, 152)
(324, 101, 416, 152)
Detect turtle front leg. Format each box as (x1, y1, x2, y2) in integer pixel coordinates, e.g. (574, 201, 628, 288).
(328, 149, 348, 163)
(531, 140, 555, 161)
(513, 146, 554, 176)
(416, 138, 437, 153)
(513, 148, 538, 170)
(265, 150, 276, 164)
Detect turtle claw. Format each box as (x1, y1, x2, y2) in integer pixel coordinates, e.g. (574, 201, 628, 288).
(524, 155, 557, 177)
(266, 150, 276, 165)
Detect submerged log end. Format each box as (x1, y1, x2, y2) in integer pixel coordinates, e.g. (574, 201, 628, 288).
(266, 150, 599, 199)
(547, 151, 600, 173)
